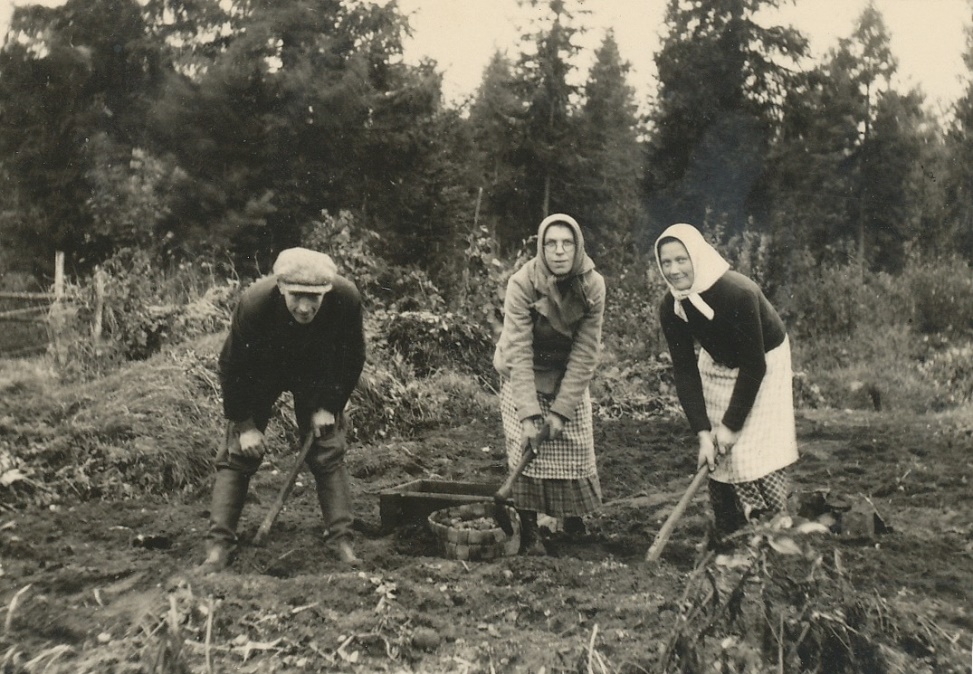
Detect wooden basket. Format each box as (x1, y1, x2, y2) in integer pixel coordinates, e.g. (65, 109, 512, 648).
(427, 502, 520, 561)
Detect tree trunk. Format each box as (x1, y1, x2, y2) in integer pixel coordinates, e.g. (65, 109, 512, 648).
(542, 173, 551, 218)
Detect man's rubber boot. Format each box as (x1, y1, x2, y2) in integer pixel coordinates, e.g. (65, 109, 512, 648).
(518, 510, 546, 556)
(335, 539, 361, 565)
(309, 446, 357, 563)
(197, 541, 231, 574)
(198, 469, 249, 573)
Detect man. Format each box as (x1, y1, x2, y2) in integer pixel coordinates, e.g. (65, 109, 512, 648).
(198, 247, 366, 573)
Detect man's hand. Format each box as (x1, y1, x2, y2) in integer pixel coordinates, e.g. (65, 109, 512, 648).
(714, 424, 740, 456)
(544, 413, 565, 440)
(311, 409, 336, 438)
(237, 427, 265, 459)
(697, 430, 717, 472)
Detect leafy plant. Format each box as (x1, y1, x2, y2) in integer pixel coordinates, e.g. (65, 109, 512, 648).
(903, 253, 973, 334)
(384, 310, 495, 383)
(52, 249, 238, 379)
(659, 517, 959, 673)
(918, 339, 973, 407)
(304, 210, 445, 314)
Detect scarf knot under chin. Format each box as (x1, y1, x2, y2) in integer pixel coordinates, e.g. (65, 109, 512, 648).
(528, 257, 594, 337)
(672, 288, 717, 321)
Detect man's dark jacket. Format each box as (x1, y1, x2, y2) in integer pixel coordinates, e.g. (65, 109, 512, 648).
(218, 275, 366, 423)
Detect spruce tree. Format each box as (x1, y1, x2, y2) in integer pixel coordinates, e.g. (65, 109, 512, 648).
(576, 30, 644, 262)
(644, 0, 807, 242)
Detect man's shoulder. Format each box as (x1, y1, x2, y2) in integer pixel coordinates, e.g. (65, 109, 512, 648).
(237, 276, 279, 309)
(246, 275, 279, 295)
(330, 274, 361, 302)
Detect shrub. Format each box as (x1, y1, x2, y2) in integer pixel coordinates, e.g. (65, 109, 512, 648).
(773, 261, 910, 342)
(416, 369, 497, 426)
(56, 250, 238, 379)
(702, 222, 774, 290)
(449, 224, 528, 336)
(791, 323, 961, 413)
(600, 261, 669, 365)
(303, 210, 445, 313)
(775, 264, 865, 340)
(792, 370, 827, 409)
(917, 338, 973, 408)
(903, 253, 973, 334)
(591, 355, 680, 421)
(384, 310, 495, 384)
(349, 352, 495, 443)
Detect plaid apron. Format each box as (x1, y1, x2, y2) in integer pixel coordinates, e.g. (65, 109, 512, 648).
(700, 336, 799, 484)
(499, 378, 602, 517)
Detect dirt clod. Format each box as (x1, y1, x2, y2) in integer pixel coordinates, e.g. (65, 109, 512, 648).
(411, 627, 442, 651)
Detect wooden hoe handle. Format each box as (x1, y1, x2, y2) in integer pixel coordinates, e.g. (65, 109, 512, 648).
(495, 442, 535, 503)
(253, 432, 316, 545)
(645, 464, 709, 562)
(495, 422, 551, 503)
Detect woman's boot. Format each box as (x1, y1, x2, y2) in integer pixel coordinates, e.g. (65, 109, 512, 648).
(518, 510, 546, 556)
(564, 516, 586, 537)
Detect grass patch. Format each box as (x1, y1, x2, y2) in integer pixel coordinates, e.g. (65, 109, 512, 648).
(0, 336, 227, 508)
(793, 324, 973, 413)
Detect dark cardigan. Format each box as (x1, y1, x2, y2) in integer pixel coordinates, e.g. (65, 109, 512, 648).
(660, 270, 786, 433)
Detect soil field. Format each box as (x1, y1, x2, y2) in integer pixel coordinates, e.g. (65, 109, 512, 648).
(1, 407, 972, 673)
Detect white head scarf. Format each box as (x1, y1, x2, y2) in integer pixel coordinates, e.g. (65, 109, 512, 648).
(654, 223, 730, 322)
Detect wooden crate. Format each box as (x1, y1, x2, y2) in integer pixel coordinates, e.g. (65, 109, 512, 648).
(378, 479, 498, 532)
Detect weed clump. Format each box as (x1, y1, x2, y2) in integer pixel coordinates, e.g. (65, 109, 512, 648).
(657, 521, 966, 674)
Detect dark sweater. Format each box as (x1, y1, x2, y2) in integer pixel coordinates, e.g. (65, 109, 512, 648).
(659, 270, 786, 433)
(218, 275, 366, 422)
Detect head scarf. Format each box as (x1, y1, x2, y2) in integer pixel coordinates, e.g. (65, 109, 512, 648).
(529, 213, 596, 337)
(654, 223, 730, 322)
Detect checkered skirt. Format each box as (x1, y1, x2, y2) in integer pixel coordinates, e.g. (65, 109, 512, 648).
(499, 378, 602, 517)
(700, 337, 799, 484)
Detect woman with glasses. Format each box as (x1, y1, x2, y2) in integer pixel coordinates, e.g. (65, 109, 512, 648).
(493, 213, 607, 554)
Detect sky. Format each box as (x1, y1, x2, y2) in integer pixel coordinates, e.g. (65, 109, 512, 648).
(0, 0, 968, 113)
(395, 0, 971, 114)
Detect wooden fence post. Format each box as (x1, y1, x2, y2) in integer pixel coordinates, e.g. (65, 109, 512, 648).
(49, 251, 67, 367)
(54, 251, 64, 301)
(92, 267, 105, 346)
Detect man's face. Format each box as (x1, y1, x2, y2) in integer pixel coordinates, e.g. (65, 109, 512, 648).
(658, 241, 694, 291)
(281, 286, 328, 324)
(543, 224, 576, 277)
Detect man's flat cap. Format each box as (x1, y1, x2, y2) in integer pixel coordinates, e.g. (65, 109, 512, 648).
(273, 247, 336, 293)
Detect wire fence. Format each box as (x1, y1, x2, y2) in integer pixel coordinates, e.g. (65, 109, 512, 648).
(0, 252, 64, 360)
(0, 291, 55, 358)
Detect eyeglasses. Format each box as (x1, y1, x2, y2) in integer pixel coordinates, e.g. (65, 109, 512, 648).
(543, 240, 576, 253)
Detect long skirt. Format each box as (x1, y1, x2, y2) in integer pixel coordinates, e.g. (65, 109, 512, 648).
(499, 379, 601, 518)
(700, 337, 799, 529)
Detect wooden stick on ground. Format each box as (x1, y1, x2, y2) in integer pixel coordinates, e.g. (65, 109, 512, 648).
(253, 433, 315, 545)
(645, 465, 709, 562)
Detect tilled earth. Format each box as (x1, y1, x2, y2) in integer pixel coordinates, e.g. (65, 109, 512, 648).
(1, 410, 971, 673)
